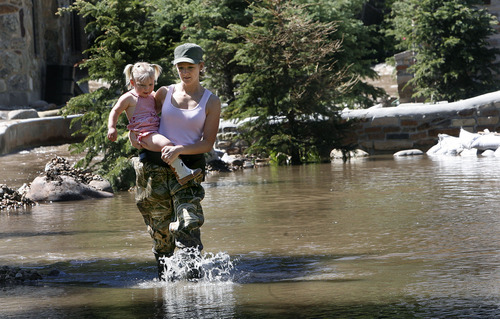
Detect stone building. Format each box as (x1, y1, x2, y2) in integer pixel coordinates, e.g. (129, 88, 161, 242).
(0, 0, 86, 107)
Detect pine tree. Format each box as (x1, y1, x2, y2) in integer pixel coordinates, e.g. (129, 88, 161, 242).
(388, 0, 500, 102)
(176, 0, 252, 103)
(57, 0, 178, 189)
(225, 0, 358, 164)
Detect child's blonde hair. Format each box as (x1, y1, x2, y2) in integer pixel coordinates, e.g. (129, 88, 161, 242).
(123, 62, 162, 90)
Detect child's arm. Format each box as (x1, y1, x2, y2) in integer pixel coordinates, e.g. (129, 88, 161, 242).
(107, 94, 131, 142)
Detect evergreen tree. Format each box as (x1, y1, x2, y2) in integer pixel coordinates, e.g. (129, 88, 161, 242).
(225, 0, 358, 164)
(57, 0, 179, 189)
(388, 0, 500, 102)
(177, 0, 252, 103)
(301, 0, 387, 107)
(58, 0, 391, 183)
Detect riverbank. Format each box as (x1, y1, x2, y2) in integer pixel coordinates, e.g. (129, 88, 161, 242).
(342, 90, 500, 154)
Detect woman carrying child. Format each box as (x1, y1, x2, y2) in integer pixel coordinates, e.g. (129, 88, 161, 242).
(107, 62, 201, 185)
(130, 43, 221, 280)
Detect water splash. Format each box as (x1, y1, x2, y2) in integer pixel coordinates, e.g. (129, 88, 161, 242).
(158, 248, 235, 283)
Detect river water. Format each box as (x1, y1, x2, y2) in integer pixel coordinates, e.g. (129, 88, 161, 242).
(1, 145, 500, 318)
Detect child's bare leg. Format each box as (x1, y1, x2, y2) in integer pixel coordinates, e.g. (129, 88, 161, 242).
(138, 133, 170, 152)
(139, 133, 202, 185)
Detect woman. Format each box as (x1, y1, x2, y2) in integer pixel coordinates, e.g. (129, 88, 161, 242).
(131, 43, 221, 281)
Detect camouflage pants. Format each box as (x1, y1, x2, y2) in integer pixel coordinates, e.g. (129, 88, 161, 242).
(132, 157, 205, 256)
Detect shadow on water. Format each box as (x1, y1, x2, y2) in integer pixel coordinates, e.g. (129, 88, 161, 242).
(5, 252, 368, 287)
(1, 253, 384, 319)
(0, 231, 80, 239)
(232, 253, 367, 284)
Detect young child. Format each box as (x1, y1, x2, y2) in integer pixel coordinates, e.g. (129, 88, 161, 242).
(107, 62, 202, 185)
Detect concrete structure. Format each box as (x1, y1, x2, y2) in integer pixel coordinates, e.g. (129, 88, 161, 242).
(0, 114, 83, 155)
(0, 0, 86, 107)
(342, 90, 500, 154)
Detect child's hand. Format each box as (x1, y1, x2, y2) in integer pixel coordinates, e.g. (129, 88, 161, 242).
(107, 128, 117, 142)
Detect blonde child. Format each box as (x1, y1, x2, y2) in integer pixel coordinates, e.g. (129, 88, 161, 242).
(107, 62, 201, 185)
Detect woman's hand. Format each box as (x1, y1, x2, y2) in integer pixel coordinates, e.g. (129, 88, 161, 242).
(161, 145, 182, 165)
(129, 131, 143, 149)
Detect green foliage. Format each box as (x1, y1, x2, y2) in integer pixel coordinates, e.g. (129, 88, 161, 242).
(225, 0, 358, 164)
(59, 0, 389, 176)
(269, 151, 290, 166)
(302, 0, 388, 107)
(101, 156, 137, 191)
(388, 0, 500, 102)
(177, 0, 252, 103)
(59, 0, 176, 85)
(61, 87, 130, 170)
(58, 0, 181, 189)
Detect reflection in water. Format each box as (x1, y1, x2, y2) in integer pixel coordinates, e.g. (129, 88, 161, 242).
(2, 146, 500, 317)
(138, 282, 237, 318)
(160, 282, 236, 318)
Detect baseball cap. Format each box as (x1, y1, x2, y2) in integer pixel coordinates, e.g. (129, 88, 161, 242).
(172, 43, 204, 65)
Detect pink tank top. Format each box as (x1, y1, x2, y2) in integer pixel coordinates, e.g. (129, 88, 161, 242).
(158, 85, 211, 146)
(126, 90, 159, 134)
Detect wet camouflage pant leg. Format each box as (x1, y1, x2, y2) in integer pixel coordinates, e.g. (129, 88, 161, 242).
(171, 179, 205, 250)
(132, 158, 205, 256)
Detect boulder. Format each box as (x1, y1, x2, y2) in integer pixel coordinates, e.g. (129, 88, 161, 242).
(29, 100, 49, 110)
(25, 175, 113, 202)
(330, 148, 369, 160)
(393, 149, 424, 157)
(23, 156, 113, 202)
(88, 180, 113, 193)
(30, 100, 58, 111)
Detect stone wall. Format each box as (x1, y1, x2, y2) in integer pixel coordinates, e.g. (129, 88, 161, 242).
(0, 0, 38, 106)
(3, 90, 500, 157)
(484, 1, 500, 50)
(394, 51, 421, 104)
(0, 0, 85, 107)
(342, 91, 500, 154)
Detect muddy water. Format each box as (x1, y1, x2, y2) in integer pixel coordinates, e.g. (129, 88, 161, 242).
(1, 145, 500, 318)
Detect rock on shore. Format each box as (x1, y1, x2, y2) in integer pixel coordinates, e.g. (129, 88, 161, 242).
(0, 184, 36, 211)
(23, 156, 113, 202)
(0, 265, 43, 284)
(1, 156, 113, 211)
